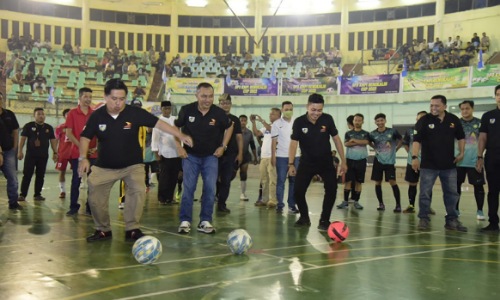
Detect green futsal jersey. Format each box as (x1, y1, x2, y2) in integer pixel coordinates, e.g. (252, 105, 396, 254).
(456, 117, 481, 168)
(369, 127, 402, 165)
(345, 129, 369, 160)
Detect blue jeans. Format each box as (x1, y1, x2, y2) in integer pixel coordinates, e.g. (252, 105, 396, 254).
(418, 168, 459, 221)
(0, 149, 19, 205)
(180, 154, 218, 223)
(276, 157, 299, 210)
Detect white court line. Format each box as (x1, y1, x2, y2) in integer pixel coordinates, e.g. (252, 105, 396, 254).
(113, 241, 499, 300)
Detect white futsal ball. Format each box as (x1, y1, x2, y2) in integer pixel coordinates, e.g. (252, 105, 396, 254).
(227, 229, 253, 255)
(132, 236, 163, 264)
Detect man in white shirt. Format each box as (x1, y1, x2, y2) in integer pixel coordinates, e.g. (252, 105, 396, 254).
(271, 101, 300, 214)
(152, 101, 182, 205)
(251, 108, 281, 208)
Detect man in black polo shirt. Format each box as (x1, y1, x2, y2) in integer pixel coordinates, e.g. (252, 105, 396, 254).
(18, 108, 57, 201)
(175, 82, 233, 234)
(78, 79, 192, 242)
(288, 93, 347, 231)
(477, 84, 500, 232)
(0, 91, 22, 210)
(412, 94, 467, 232)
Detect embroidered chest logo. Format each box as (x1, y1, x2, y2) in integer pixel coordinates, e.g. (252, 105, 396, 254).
(189, 116, 195, 123)
(99, 124, 107, 131)
(124, 122, 132, 129)
(209, 119, 216, 126)
(320, 126, 327, 132)
(450, 122, 455, 128)
(490, 118, 496, 124)
(428, 124, 435, 129)
(31, 127, 36, 131)
(302, 128, 308, 133)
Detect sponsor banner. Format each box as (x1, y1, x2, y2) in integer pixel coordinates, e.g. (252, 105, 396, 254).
(166, 78, 224, 94)
(403, 67, 470, 92)
(224, 78, 278, 96)
(340, 74, 400, 94)
(472, 64, 500, 87)
(282, 77, 338, 95)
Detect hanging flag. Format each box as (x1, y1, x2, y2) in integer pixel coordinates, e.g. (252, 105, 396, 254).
(226, 66, 232, 85)
(47, 86, 55, 105)
(337, 64, 344, 85)
(162, 66, 168, 84)
(477, 49, 484, 69)
(166, 88, 171, 101)
(402, 59, 408, 77)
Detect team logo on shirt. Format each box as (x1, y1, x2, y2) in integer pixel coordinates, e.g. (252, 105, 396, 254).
(45, 129, 49, 133)
(209, 119, 216, 126)
(189, 116, 195, 122)
(428, 124, 435, 129)
(31, 127, 36, 131)
(473, 124, 478, 129)
(450, 123, 455, 128)
(123, 122, 132, 129)
(99, 124, 107, 131)
(387, 134, 392, 138)
(320, 126, 326, 132)
(302, 128, 308, 133)
(491, 118, 496, 124)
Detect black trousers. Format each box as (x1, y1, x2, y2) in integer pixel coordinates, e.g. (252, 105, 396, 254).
(216, 153, 237, 208)
(20, 154, 48, 197)
(485, 152, 500, 225)
(158, 157, 182, 202)
(294, 160, 337, 222)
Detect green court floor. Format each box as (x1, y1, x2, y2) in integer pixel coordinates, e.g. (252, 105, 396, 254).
(0, 166, 499, 300)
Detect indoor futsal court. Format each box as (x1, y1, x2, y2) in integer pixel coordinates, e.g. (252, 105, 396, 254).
(0, 166, 499, 300)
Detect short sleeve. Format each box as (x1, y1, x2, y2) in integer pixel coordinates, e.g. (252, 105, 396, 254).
(479, 113, 488, 133)
(290, 119, 300, 141)
(270, 120, 279, 138)
(413, 118, 424, 143)
(174, 106, 186, 128)
(328, 116, 338, 137)
(403, 129, 410, 146)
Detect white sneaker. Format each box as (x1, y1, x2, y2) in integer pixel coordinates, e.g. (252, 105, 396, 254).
(240, 193, 249, 201)
(178, 221, 191, 234)
(118, 202, 124, 209)
(477, 210, 485, 220)
(197, 221, 215, 234)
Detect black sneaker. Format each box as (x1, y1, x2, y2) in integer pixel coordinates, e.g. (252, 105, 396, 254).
(444, 219, 468, 232)
(276, 208, 284, 214)
(166, 200, 179, 205)
(86, 230, 112, 242)
(66, 204, 81, 216)
(295, 218, 311, 227)
(34, 195, 46, 201)
(9, 203, 23, 210)
(317, 220, 331, 231)
(125, 229, 145, 242)
(393, 206, 402, 213)
(480, 223, 500, 233)
(17, 196, 26, 202)
(377, 203, 386, 211)
(217, 206, 231, 213)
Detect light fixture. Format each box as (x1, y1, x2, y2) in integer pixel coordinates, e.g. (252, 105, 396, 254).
(186, 0, 208, 7)
(269, 0, 334, 14)
(142, 0, 164, 5)
(226, 0, 248, 14)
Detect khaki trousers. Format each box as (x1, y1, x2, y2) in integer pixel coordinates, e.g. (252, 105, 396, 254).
(88, 164, 145, 231)
(259, 158, 277, 205)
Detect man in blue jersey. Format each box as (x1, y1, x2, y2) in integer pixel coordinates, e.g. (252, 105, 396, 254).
(337, 113, 369, 210)
(369, 113, 403, 212)
(456, 100, 485, 220)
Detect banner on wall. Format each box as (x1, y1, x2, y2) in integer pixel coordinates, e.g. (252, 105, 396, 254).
(224, 78, 278, 96)
(340, 74, 400, 94)
(166, 78, 224, 94)
(403, 67, 470, 92)
(281, 77, 338, 95)
(471, 64, 500, 87)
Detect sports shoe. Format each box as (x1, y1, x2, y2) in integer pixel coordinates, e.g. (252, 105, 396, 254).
(393, 206, 402, 213)
(86, 230, 112, 242)
(317, 220, 330, 231)
(9, 203, 23, 210)
(254, 200, 267, 207)
(479, 223, 500, 233)
(118, 202, 125, 209)
(429, 208, 436, 215)
(288, 207, 299, 214)
(377, 203, 386, 211)
(477, 210, 485, 220)
(166, 200, 179, 205)
(178, 221, 191, 234)
(353, 201, 364, 209)
(125, 229, 144, 242)
(217, 206, 231, 213)
(34, 195, 46, 201)
(276, 208, 283, 214)
(418, 218, 430, 230)
(240, 193, 249, 201)
(444, 219, 468, 232)
(17, 195, 26, 202)
(403, 205, 415, 213)
(66, 204, 81, 216)
(175, 188, 182, 201)
(267, 202, 277, 208)
(294, 218, 311, 227)
(336, 201, 349, 209)
(197, 221, 215, 234)
(59, 192, 66, 199)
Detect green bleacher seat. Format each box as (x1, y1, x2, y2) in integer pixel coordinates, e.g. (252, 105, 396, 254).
(67, 81, 75, 89)
(130, 79, 138, 87)
(55, 50, 64, 58)
(138, 75, 147, 83)
(87, 71, 96, 79)
(36, 56, 44, 64)
(72, 60, 79, 67)
(46, 79, 54, 87)
(54, 87, 64, 98)
(32, 92, 45, 101)
(62, 59, 71, 66)
(97, 49, 104, 59)
(88, 61, 96, 68)
(32, 47, 39, 54)
(121, 74, 129, 81)
(21, 84, 32, 93)
(59, 69, 69, 77)
(145, 64, 152, 72)
(50, 72, 58, 83)
(40, 48, 48, 55)
(113, 73, 121, 79)
(89, 49, 97, 55)
(11, 84, 21, 93)
(78, 72, 86, 80)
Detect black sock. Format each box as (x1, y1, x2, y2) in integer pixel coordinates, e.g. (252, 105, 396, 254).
(474, 185, 485, 210)
(259, 183, 263, 199)
(408, 185, 417, 206)
(353, 191, 361, 202)
(392, 185, 401, 206)
(375, 185, 383, 204)
(456, 184, 462, 210)
(344, 189, 350, 202)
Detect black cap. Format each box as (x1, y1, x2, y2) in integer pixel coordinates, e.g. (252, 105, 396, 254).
(130, 99, 142, 107)
(161, 101, 172, 107)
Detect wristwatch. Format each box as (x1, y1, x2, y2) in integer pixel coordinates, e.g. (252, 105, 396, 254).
(78, 156, 87, 162)
(411, 155, 418, 160)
